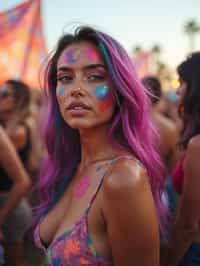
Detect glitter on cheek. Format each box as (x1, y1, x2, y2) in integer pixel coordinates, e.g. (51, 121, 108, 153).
(57, 87, 64, 96)
(95, 85, 109, 100)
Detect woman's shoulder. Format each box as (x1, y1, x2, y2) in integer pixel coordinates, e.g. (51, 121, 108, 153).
(188, 134, 200, 146)
(0, 126, 6, 137)
(183, 135, 200, 171)
(187, 135, 200, 155)
(0, 126, 10, 146)
(9, 124, 29, 149)
(102, 156, 148, 198)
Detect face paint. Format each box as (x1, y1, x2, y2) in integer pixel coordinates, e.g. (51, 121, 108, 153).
(57, 87, 64, 96)
(99, 99, 113, 112)
(65, 48, 81, 64)
(94, 85, 112, 112)
(86, 48, 101, 62)
(95, 85, 109, 100)
(74, 176, 91, 199)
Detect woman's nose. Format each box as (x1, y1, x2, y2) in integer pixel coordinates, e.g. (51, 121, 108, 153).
(71, 87, 85, 97)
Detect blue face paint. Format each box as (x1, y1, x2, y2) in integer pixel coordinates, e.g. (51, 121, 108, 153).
(57, 87, 64, 96)
(95, 85, 109, 100)
(166, 92, 179, 103)
(65, 48, 80, 64)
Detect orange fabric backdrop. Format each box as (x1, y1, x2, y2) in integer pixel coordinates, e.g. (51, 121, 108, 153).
(0, 0, 47, 89)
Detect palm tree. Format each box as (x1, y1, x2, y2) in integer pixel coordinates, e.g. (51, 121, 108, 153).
(151, 44, 162, 74)
(184, 19, 200, 53)
(151, 45, 161, 55)
(132, 45, 143, 55)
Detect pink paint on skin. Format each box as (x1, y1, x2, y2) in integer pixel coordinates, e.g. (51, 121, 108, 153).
(74, 176, 91, 199)
(86, 48, 101, 62)
(99, 98, 113, 112)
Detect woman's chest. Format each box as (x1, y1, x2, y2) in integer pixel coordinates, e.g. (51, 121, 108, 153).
(39, 174, 104, 246)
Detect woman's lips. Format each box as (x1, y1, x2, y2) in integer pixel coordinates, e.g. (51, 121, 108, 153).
(67, 102, 91, 110)
(66, 102, 91, 116)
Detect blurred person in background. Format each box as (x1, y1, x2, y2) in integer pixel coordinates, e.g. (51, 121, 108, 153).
(28, 89, 46, 206)
(160, 90, 183, 133)
(163, 52, 200, 265)
(0, 79, 43, 264)
(0, 79, 42, 178)
(142, 76, 180, 174)
(0, 125, 31, 266)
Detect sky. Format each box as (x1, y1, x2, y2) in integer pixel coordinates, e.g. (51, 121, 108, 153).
(1, 0, 200, 70)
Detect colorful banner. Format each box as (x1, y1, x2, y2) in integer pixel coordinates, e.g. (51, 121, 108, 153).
(0, 0, 47, 89)
(133, 52, 151, 79)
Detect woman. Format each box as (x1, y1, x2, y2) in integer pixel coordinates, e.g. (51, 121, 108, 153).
(0, 126, 31, 266)
(164, 52, 200, 265)
(142, 76, 180, 173)
(0, 79, 41, 177)
(0, 80, 35, 265)
(33, 26, 166, 266)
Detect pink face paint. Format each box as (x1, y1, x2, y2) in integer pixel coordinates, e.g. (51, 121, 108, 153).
(74, 176, 91, 199)
(65, 48, 81, 64)
(86, 48, 101, 61)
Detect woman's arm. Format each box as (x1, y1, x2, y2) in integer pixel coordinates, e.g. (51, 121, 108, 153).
(164, 137, 200, 266)
(8, 125, 28, 150)
(102, 159, 160, 266)
(0, 127, 31, 226)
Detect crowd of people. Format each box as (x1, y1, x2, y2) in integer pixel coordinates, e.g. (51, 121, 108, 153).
(0, 25, 200, 266)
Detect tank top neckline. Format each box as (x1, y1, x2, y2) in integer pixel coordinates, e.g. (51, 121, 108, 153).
(35, 154, 136, 264)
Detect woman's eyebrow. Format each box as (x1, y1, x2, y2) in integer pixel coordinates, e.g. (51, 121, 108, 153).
(57, 64, 106, 73)
(83, 64, 106, 70)
(57, 66, 72, 72)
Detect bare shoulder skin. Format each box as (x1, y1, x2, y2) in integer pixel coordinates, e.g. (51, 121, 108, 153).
(9, 125, 28, 150)
(164, 135, 200, 266)
(102, 158, 160, 266)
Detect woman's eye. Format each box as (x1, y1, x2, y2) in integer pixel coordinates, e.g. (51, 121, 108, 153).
(57, 76, 73, 82)
(88, 74, 105, 82)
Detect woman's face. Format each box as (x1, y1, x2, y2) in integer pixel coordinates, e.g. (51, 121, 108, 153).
(0, 83, 16, 116)
(56, 41, 116, 130)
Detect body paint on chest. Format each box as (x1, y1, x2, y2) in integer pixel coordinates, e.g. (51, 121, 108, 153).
(74, 175, 91, 199)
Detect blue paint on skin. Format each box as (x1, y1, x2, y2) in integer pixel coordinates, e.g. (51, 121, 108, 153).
(65, 50, 77, 63)
(65, 48, 80, 64)
(57, 87, 64, 96)
(95, 85, 109, 100)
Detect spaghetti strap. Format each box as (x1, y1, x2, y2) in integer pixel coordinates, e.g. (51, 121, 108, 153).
(87, 155, 136, 211)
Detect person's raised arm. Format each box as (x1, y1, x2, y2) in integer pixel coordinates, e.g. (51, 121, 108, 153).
(102, 159, 160, 266)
